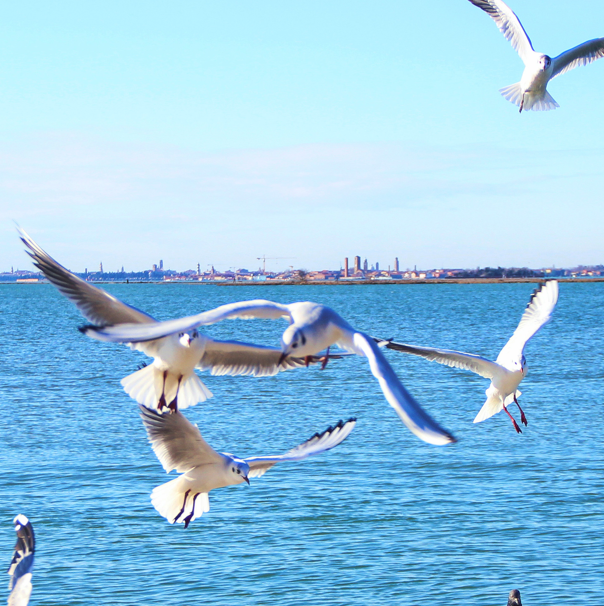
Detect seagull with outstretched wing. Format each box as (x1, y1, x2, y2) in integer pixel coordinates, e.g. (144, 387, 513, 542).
(84, 300, 457, 446)
(19, 229, 344, 412)
(139, 405, 356, 527)
(377, 281, 558, 433)
(7, 515, 35, 606)
(468, 0, 604, 111)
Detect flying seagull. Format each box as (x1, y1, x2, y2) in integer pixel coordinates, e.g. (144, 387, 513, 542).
(376, 281, 558, 433)
(84, 300, 457, 446)
(468, 0, 604, 111)
(7, 515, 35, 606)
(19, 229, 344, 412)
(140, 405, 356, 526)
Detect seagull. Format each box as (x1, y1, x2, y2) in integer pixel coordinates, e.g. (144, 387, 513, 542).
(468, 0, 604, 111)
(139, 405, 356, 527)
(376, 281, 558, 433)
(7, 515, 35, 606)
(83, 300, 457, 446)
(508, 589, 522, 606)
(19, 229, 344, 412)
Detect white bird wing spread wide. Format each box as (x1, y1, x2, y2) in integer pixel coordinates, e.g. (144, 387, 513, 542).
(497, 280, 559, 364)
(199, 339, 349, 377)
(245, 418, 356, 478)
(8, 515, 35, 606)
(19, 228, 156, 327)
(377, 340, 501, 379)
(353, 333, 456, 446)
(552, 38, 604, 78)
(468, 0, 534, 63)
(83, 300, 292, 342)
(139, 406, 223, 473)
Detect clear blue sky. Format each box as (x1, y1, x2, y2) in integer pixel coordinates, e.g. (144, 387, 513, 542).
(2, 0, 603, 273)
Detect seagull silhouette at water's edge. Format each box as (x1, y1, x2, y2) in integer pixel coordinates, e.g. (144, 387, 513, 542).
(83, 300, 457, 446)
(140, 405, 357, 527)
(7, 515, 35, 606)
(19, 228, 347, 412)
(468, 0, 604, 111)
(375, 281, 558, 433)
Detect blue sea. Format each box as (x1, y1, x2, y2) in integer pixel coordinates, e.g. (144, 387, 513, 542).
(1, 282, 603, 605)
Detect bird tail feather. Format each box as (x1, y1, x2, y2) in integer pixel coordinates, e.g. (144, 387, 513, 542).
(120, 365, 212, 411)
(151, 477, 210, 526)
(474, 388, 522, 423)
(499, 82, 524, 107)
(500, 83, 559, 111)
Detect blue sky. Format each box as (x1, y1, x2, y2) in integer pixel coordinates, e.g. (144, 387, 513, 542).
(2, 0, 603, 272)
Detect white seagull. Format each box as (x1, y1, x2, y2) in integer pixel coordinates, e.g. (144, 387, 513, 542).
(377, 281, 558, 433)
(84, 300, 457, 446)
(7, 515, 35, 606)
(140, 405, 356, 527)
(468, 0, 604, 111)
(20, 229, 343, 412)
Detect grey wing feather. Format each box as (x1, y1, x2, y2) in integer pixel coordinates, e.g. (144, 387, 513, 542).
(83, 300, 292, 342)
(245, 418, 356, 478)
(199, 340, 348, 377)
(497, 280, 558, 364)
(552, 38, 604, 78)
(376, 339, 500, 380)
(7, 515, 34, 606)
(139, 406, 222, 473)
(19, 228, 156, 326)
(468, 0, 534, 62)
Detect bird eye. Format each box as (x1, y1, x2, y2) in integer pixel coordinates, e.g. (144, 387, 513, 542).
(292, 342, 298, 348)
(231, 467, 235, 472)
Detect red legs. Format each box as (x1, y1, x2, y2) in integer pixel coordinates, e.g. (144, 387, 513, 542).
(502, 403, 522, 434)
(304, 347, 331, 370)
(173, 489, 191, 524)
(158, 370, 168, 411)
(320, 346, 331, 370)
(183, 493, 200, 529)
(514, 393, 528, 426)
(168, 376, 183, 413)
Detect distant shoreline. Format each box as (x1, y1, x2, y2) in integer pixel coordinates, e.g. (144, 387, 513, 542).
(4, 277, 604, 286)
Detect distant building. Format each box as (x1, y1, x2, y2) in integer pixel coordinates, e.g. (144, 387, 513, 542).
(354, 256, 361, 273)
(363, 259, 368, 271)
(344, 257, 349, 278)
(160, 260, 164, 270)
(395, 257, 399, 272)
(100, 262, 103, 273)
(376, 262, 379, 271)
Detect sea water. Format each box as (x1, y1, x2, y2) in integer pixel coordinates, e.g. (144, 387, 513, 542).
(0, 282, 602, 605)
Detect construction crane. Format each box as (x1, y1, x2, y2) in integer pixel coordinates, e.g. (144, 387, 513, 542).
(257, 256, 294, 274)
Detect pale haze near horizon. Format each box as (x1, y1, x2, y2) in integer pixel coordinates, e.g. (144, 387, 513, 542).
(1, 0, 603, 274)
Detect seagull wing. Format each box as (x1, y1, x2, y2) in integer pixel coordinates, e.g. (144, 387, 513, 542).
(82, 300, 292, 342)
(468, 0, 534, 63)
(7, 515, 35, 606)
(139, 406, 223, 473)
(497, 281, 559, 365)
(552, 38, 604, 78)
(199, 339, 348, 377)
(375, 339, 501, 380)
(245, 418, 356, 478)
(19, 228, 156, 326)
(353, 333, 456, 446)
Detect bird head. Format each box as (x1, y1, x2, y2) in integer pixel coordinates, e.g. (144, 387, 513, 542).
(229, 459, 250, 485)
(278, 325, 307, 364)
(539, 55, 552, 71)
(178, 330, 199, 347)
